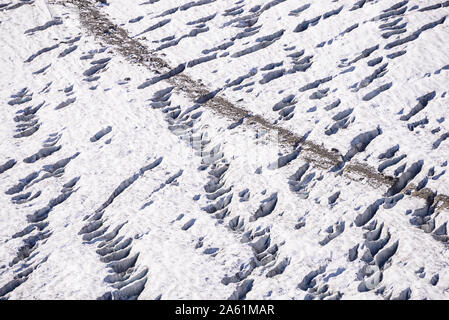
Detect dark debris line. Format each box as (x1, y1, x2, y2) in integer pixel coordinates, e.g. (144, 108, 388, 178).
(65, 0, 449, 209)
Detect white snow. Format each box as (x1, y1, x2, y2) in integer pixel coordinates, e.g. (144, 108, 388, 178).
(1, 0, 449, 300)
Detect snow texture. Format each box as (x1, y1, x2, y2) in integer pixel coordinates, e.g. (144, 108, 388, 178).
(1, 0, 449, 300)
